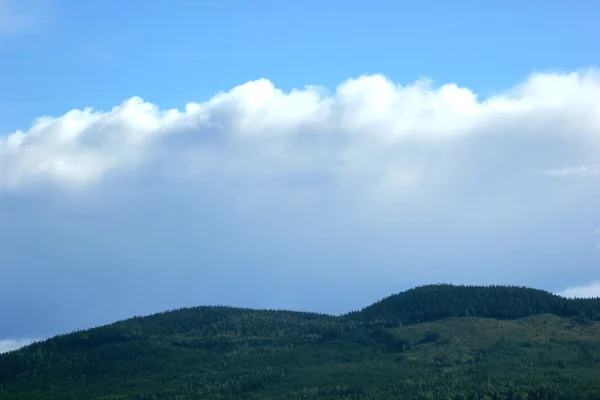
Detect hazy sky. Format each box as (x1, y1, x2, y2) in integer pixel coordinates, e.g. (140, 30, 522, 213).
(1, 0, 600, 353)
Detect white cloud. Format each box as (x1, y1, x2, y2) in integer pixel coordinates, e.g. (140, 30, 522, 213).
(3, 70, 600, 333)
(1, 70, 600, 198)
(557, 282, 600, 299)
(543, 165, 600, 178)
(0, 338, 35, 353)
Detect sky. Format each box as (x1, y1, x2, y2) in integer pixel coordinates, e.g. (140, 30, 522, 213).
(1, 0, 600, 353)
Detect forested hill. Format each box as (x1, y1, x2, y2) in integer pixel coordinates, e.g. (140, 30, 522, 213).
(2, 284, 600, 400)
(351, 284, 600, 324)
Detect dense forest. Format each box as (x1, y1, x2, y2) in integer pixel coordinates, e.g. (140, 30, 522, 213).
(353, 284, 600, 324)
(2, 284, 600, 400)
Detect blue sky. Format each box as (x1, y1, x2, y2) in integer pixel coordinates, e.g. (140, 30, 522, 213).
(3, 0, 600, 134)
(1, 0, 600, 352)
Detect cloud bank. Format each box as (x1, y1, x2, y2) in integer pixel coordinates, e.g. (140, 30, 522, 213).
(2, 70, 599, 194)
(0, 339, 35, 354)
(543, 165, 600, 178)
(558, 282, 600, 299)
(1, 70, 600, 338)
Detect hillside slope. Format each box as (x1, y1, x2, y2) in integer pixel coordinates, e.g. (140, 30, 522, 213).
(351, 284, 600, 324)
(2, 284, 600, 400)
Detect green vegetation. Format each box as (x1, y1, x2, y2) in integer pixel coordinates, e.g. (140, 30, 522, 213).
(2, 284, 600, 400)
(354, 284, 600, 323)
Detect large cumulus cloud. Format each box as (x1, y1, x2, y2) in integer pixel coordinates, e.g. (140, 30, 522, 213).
(1, 71, 599, 341)
(2, 70, 599, 192)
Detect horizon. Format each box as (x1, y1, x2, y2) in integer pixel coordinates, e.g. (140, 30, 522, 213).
(1, 0, 600, 354)
(2, 282, 598, 354)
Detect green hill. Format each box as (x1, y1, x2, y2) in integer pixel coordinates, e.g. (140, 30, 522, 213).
(2, 284, 600, 400)
(352, 284, 600, 324)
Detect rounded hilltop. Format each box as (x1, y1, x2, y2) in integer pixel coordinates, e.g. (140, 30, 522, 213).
(349, 283, 600, 325)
